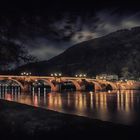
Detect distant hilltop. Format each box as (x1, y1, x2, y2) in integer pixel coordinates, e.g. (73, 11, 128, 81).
(15, 26, 140, 79)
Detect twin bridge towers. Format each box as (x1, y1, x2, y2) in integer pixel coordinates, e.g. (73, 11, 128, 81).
(0, 75, 139, 92)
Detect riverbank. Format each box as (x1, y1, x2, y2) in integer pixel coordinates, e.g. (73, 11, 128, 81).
(0, 99, 139, 140)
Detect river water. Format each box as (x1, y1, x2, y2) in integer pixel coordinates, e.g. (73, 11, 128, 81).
(0, 88, 140, 125)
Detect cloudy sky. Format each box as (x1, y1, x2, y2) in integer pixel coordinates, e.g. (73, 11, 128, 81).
(0, 0, 140, 60)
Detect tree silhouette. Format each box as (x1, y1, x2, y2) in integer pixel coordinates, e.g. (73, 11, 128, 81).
(0, 38, 36, 71)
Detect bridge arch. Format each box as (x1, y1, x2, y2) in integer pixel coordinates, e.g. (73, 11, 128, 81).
(105, 82, 118, 90)
(97, 80, 118, 90)
(86, 80, 102, 91)
(61, 79, 82, 91)
(32, 79, 57, 91)
(0, 78, 24, 89)
(119, 83, 131, 90)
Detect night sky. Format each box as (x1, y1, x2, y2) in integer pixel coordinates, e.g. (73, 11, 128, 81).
(1, 0, 140, 60)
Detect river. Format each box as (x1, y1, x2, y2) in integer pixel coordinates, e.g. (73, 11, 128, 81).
(0, 88, 140, 125)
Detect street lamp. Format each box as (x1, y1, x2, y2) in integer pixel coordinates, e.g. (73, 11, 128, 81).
(83, 74, 86, 77)
(50, 73, 62, 78)
(50, 73, 62, 82)
(21, 72, 31, 76)
(75, 74, 87, 78)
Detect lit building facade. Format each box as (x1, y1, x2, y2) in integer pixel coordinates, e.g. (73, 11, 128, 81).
(96, 74, 118, 81)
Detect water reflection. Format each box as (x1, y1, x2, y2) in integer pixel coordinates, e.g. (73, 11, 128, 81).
(1, 87, 140, 125)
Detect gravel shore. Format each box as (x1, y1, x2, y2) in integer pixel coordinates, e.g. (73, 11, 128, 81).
(0, 99, 139, 140)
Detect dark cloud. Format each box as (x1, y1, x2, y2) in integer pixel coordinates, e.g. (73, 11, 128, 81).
(18, 10, 140, 60)
(0, 2, 140, 61)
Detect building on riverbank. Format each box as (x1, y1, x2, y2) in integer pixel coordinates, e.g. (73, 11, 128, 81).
(96, 74, 118, 81)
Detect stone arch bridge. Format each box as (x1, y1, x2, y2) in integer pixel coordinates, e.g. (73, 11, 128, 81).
(0, 75, 139, 92)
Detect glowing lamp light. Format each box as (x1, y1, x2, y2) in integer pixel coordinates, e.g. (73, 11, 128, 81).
(51, 73, 62, 77)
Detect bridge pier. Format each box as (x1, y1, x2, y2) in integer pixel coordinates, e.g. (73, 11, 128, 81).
(22, 84, 30, 92)
(94, 85, 101, 91)
(80, 85, 86, 91)
(51, 84, 60, 92)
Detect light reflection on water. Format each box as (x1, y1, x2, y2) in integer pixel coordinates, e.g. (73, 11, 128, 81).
(1, 88, 140, 125)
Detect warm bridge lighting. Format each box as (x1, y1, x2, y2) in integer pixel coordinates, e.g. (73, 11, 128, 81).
(50, 73, 62, 77)
(21, 72, 32, 76)
(75, 74, 87, 78)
